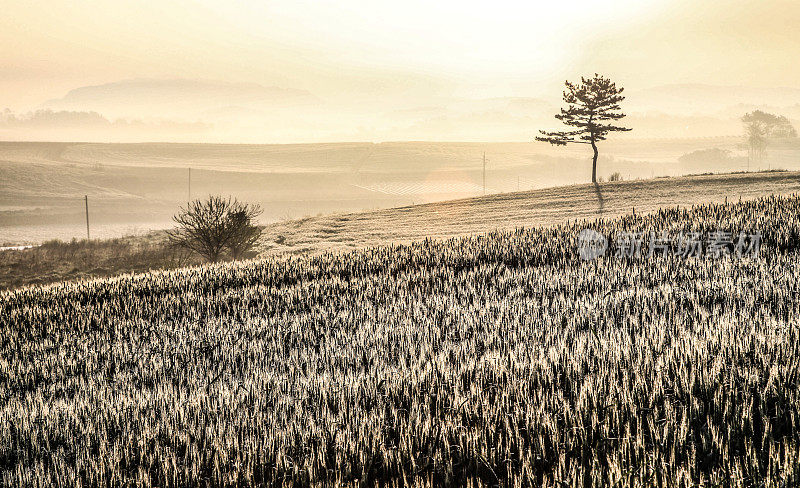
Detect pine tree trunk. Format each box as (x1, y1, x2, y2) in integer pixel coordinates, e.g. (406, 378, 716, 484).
(591, 139, 599, 184)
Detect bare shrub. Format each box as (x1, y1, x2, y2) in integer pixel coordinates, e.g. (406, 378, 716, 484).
(167, 196, 262, 263)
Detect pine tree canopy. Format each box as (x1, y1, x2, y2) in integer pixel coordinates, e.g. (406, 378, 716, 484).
(536, 74, 631, 146)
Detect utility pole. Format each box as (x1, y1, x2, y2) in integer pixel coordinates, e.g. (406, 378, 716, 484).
(84, 195, 90, 240)
(482, 152, 488, 196)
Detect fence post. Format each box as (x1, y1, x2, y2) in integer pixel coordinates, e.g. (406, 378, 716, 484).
(84, 195, 90, 240)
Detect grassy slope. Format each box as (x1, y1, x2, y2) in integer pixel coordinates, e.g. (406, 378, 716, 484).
(2, 196, 800, 486)
(258, 170, 800, 255)
(2, 170, 799, 289)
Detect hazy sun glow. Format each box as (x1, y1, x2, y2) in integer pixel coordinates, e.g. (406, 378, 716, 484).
(0, 0, 667, 105)
(1, 0, 799, 142)
(198, 0, 664, 76)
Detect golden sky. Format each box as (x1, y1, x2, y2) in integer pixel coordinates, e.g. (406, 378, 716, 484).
(1, 0, 798, 114)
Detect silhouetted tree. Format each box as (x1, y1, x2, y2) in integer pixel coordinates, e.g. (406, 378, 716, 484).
(742, 110, 797, 138)
(226, 207, 263, 260)
(167, 196, 262, 263)
(744, 121, 768, 169)
(536, 74, 631, 183)
(741, 110, 796, 169)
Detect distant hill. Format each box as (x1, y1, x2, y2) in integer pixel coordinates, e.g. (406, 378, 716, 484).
(628, 84, 800, 115)
(25, 81, 800, 142)
(42, 78, 319, 118)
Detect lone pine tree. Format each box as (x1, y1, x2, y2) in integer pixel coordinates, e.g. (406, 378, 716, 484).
(536, 74, 631, 183)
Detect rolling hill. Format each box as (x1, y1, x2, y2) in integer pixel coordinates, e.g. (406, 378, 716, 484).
(4, 139, 800, 244)
(257, 170, 800, 256)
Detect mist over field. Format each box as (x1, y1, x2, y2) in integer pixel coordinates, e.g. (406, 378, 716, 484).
(3, 136, 800, 244)
(3, 80, 800, 143)
(3, 40, 800, 245)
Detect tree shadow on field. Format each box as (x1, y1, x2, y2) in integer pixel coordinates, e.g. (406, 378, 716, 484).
(593, 182, 605, 215)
